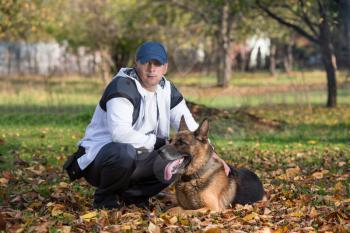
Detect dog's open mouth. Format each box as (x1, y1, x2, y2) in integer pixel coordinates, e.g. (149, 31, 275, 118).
(164, 155, 191, 181)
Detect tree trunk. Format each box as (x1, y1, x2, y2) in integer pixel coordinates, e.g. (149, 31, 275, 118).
(269, 41, 276, 76)
(339, 0, 350, 74)
(319, 19, 337, 108)
(100, 49, 114, 85)
(283, 43, 293, 74)
(216, 1, 233, 87)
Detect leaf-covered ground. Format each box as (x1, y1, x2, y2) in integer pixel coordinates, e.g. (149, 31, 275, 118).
(0, 74, 349, 232)
(1, 105, 349, 232)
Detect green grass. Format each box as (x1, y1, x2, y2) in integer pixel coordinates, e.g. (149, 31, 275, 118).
(0, 71, 349, 171)
(0, 72, 349, 232)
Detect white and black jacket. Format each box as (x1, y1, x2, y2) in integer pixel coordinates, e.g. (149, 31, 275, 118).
(77, 68, 198, 170)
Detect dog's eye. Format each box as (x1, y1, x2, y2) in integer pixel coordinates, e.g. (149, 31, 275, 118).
(175, 139, 188, 146)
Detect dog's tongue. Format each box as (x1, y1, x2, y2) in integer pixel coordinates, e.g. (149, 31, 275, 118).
(164, 158, 184, 181)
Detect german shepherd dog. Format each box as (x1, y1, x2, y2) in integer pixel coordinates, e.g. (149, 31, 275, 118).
(160, 117, 265, 214)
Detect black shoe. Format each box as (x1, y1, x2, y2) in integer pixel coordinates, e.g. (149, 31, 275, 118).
(120, 196, 150, 209)
(93, 195, 120, 210)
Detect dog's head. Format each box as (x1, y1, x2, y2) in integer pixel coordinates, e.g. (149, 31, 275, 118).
(160, 116, 211, 181)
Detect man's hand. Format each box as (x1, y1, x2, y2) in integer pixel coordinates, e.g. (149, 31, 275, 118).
(212, 152, 230, 176)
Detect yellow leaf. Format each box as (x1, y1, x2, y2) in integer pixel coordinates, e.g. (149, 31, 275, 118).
(80, 211, 97, 222)
(243, 212, 259, 222)
(180, 219, 190, 225)
(148, 222, 161, 233)
(272, 226, 288, 233)
(290, 211, 303, 218)
(307, 140, 317, 144)
(51, 204, 65, 216)
(58, 182, 69, 189)
(169, 216, 178, 224)
(204, 225, 221, 233)
(121, 225, 132, 231)
(334, 182, 346, 193)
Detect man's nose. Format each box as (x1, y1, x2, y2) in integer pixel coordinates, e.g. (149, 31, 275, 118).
(147, 62, 156, 71)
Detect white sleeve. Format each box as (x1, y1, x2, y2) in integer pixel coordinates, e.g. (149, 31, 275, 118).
(106, 98, 156, 150)
(170, 99, 199, 132)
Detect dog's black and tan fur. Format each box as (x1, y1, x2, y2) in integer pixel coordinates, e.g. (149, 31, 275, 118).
(160, 117, 265, 214)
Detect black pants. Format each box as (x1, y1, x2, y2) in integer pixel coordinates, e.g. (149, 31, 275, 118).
(80, 142, 175, 207)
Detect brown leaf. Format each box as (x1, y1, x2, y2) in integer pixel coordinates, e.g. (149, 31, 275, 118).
(285, 166, 301, 179)
(31, 222, 49, 233)
(309, 207, 318, 218)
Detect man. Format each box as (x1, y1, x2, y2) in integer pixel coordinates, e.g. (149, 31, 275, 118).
(63, 41, 199, 209)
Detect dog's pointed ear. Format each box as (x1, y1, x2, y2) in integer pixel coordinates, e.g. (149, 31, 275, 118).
(196, 118, 209, 141)
(178, 115, 189, 132)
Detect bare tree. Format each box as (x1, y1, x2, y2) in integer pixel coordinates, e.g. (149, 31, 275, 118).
(256, 0, 340, 107)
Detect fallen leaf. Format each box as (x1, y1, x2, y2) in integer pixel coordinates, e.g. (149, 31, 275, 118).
(312, 170, 328, 179)
(204, 225, 221, 233)
(148, 222, 161, 233)
(58, 182, 69, 189)
(309, 207, 318, 218)
(0, 178, 8, 185)
(59, 226, 71, 233)
(256, 227, 272, 233)
(31, 222, 49, 233)
(80, 211, 97, 222)
(285, 167, 301, 179)
(334, 182, 346, 193)
(180, 219, 190, 225)
(290, 211, 303, 218)
(121, 225, 132, 231)
(272, 225, 289, 233)
(243, 213, 255, 221)
(51, 204, 65, 216)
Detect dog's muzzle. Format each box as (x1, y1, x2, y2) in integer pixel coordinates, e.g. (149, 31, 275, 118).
(159, 145, 192, 181)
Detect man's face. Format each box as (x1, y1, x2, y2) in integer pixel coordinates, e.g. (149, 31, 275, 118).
(135, 59, 168, 92)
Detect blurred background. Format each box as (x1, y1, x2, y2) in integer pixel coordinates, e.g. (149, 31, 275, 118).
(1, 0, 349, 110)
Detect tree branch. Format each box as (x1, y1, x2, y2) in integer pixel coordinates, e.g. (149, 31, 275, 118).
(163, 0, 212, 24)
(256, 0, 319, 44)
(298, 0, 319, 36)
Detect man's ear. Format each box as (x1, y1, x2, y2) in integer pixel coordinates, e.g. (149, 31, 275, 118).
(178, 115, 189, 132)
(195, 119, 209, 141)
(163, 63, 168, 75)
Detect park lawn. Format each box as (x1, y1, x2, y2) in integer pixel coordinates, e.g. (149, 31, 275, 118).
(0, 73, 349, 232)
